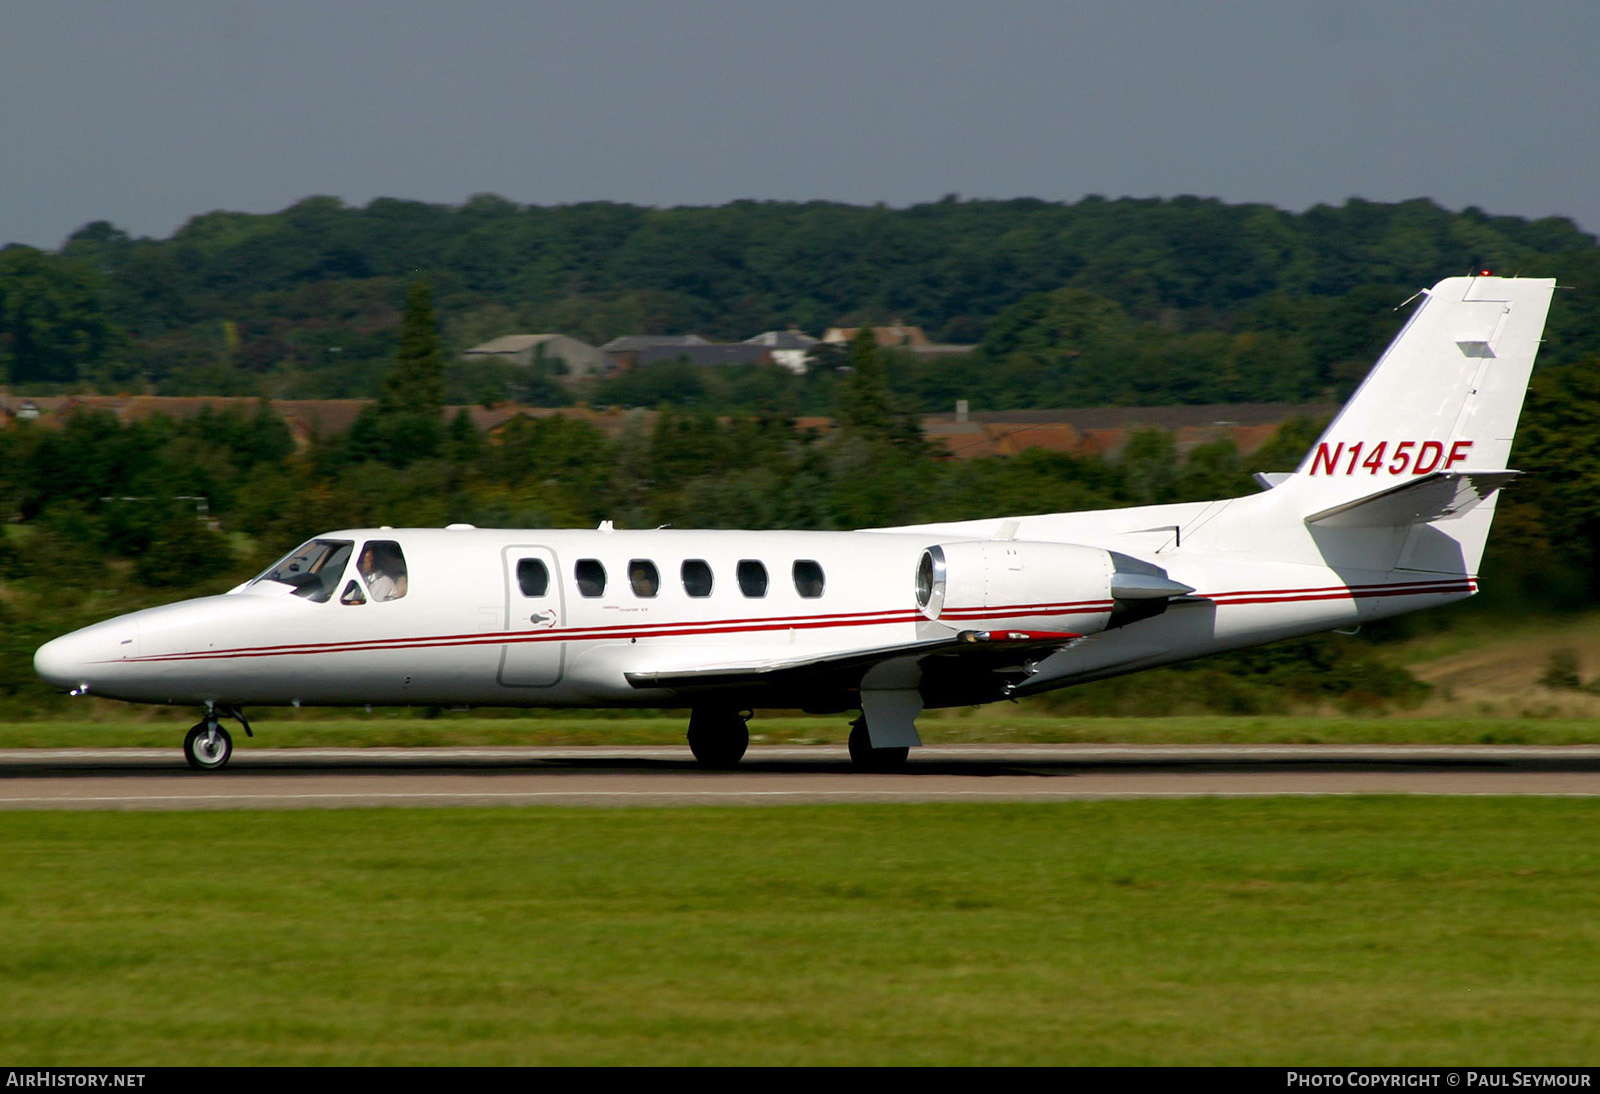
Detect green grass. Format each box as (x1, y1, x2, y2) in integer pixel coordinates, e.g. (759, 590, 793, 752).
(6, 711, 1600, 749)
(2, 799, 1598, 1064)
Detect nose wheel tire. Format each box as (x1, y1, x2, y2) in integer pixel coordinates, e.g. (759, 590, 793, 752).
(184, 722, 233, 771)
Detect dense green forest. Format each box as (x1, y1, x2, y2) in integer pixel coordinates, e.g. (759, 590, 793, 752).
(1, 195, 1598, 718)
(4, 194, 1599, 410)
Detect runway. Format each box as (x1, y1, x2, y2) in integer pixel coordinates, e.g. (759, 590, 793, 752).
(3, 744, 1600, 809)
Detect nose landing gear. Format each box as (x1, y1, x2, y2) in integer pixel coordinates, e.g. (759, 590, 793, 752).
(182, 705, 252, 772)
(183, 721, 231, 770)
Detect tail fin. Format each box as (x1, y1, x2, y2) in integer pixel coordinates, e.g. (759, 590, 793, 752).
(1280, 274, 1555, 572)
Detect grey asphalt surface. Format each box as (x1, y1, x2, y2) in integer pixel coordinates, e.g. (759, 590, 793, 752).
(2, 744, 1600, 810)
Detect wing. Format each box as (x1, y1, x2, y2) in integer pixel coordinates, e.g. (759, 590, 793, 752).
(623, 629, 1082, 700)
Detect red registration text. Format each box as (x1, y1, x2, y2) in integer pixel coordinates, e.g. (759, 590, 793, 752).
(1308, 439, 1473, 476)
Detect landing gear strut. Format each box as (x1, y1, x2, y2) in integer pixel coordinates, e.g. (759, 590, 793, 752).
(687, 707, 750, 769)
(183, 705, 252, 772)
(848, 717, 909, 772)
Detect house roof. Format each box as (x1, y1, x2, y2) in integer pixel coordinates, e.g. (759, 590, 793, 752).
(745, 330, 818, 349)
(634, 344, 772, 367)
(600, 334, 710, 353)
(920, 403, 1334, 460)
(923, 403, 1337, 432)
(0, 391, 1327, 465)
(822, 325, 932, 348)
(464, 334, 568, 354)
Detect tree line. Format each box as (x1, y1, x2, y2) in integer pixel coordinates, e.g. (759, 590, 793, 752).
(3, 195, 1599, 412)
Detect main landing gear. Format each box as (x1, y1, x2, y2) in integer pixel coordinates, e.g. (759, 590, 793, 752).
(848, 717, 910, 772)
(685, 708, 911, 772)
(687, 707, 750, 769)
(183, 705, 252, 772)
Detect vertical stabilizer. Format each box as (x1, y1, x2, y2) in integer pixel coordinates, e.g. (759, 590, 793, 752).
(1281, 275, 1554, 572)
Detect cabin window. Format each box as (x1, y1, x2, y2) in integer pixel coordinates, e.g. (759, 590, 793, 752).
(255, 538, 354, 603)
(576, 559, 607, 598)
(737, 560, 768, 598)
(340, 580, 366, 606)
(517, 558, 550, 597)
(628, 559, 659, 598)
(358, 540, 408, 602)
(682, 559, 713, 598)
(793, 560, 825, 598)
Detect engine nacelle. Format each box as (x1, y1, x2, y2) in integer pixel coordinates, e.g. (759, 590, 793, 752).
(915, 541, 1118, 637)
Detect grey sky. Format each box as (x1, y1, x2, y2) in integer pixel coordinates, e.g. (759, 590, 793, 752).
(3, 1, 1598, 250)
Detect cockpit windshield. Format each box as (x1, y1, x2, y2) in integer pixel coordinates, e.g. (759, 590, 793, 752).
(252, 539, 354, 603)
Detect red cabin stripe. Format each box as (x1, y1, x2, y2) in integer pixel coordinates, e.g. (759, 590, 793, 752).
(105, 580, 1478, 665)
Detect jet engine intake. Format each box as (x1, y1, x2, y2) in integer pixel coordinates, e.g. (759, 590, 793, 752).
(915, 542, 1193, 636)
(915, 541, 1116, 635)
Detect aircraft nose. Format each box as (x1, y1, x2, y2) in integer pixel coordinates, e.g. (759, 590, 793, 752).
(35, 622, 136, 693)
(34, 633, 91, 691)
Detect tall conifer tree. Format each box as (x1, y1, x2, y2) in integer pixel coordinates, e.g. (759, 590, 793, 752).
(381, 278, 446, 416)
(837, 325, 893, 434)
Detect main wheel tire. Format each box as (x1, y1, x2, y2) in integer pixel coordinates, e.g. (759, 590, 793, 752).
(183, 722, 233, 772)
(687, 709, 749, 769)
(848, 718, 909, 772)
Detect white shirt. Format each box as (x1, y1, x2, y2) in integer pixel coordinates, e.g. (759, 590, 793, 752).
(364, 570, 399, 602)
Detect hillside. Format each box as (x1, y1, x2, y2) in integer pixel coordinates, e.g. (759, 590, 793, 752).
(1400, 613, 1600, 717)
(3, 195, 1598, 409)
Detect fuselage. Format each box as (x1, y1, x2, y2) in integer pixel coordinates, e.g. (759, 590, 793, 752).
(33, 517, 1473, 712)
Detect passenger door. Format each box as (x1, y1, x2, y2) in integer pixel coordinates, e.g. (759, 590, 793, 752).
(499, 546, 564, 687)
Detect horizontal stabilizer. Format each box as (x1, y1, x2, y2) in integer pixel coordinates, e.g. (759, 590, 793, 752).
(1304, 470, 1520, 528)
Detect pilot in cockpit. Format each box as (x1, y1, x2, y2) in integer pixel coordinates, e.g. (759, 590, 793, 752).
(359, 545, 403, 602)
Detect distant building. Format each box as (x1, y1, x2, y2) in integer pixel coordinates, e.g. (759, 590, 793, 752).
(822, 323, 975, 359)
(745, 329, 819, 373)
(600, 334, 711, 352)
(0, 393, 370, 450)
(600, 335, 773, 371)
(600, 335, 708, 371)
(462, 334, 606, 379)
(919, 403, 1337, 461)
(0, 391, 1331, 466)
(633, 344, 771, 368)
(822, 324, 931, 348)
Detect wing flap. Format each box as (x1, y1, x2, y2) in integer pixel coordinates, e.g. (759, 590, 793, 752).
(624, 630, 1081, 692)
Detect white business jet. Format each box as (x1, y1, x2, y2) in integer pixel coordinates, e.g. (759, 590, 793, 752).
(35, 275, 1555, 771)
